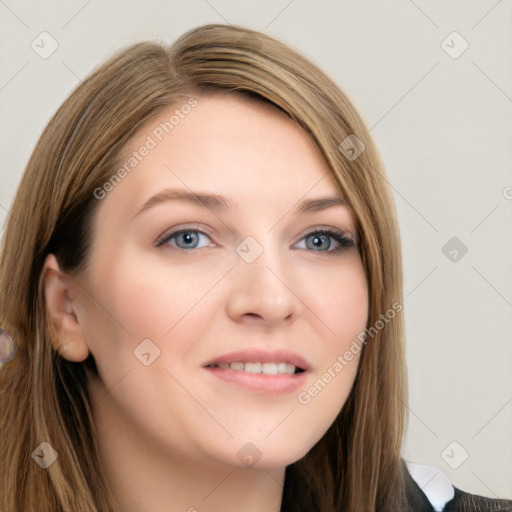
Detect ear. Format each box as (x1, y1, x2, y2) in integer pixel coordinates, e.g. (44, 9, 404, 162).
(42, 254, 90, 362)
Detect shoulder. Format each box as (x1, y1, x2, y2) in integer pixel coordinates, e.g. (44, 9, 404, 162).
(404, 460, 512, 512)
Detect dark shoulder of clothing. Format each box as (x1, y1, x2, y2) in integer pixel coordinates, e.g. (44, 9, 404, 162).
(279, 461, 512, 511)
(402, 461, 512, 512)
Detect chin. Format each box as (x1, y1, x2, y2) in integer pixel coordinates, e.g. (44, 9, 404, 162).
(212, 436, 318, 472)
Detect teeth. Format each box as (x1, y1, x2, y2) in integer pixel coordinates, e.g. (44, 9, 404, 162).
(277, 362, 288, 374)
(284, 363, 295, 375)
(244, 362, 261, 373)
(261, 362, 277, 375)
(211, 362, 298, 375)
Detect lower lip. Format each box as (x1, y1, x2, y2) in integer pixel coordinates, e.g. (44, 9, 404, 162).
(203, 367, 308, 394)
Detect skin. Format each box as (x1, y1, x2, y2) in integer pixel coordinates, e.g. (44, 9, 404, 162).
(43, 92, 369, 512)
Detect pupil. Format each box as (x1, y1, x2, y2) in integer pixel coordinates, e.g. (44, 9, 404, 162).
(181, 232, 197, 247)
(309, 234, 330, 251)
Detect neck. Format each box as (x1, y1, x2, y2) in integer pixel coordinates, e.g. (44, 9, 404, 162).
(88, 376, 285, 512)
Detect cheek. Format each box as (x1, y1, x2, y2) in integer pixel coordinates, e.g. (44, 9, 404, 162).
(79, 251, 231, 378)
(94, 253, 232, 336)
(290, 259, 368, 429)
(308, 257, 369, 347)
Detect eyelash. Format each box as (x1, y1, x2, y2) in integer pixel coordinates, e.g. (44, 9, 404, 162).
(154, 226, 355, 254)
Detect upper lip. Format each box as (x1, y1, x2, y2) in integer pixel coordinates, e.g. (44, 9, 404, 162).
(203, 349, 311, 371)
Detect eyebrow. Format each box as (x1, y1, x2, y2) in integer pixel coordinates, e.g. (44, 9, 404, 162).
(134, 188, 347, 217)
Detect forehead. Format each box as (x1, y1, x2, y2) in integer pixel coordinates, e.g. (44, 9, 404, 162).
(99, 92, 344, 218)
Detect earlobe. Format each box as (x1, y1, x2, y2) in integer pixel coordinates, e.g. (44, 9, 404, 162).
(43, 254, 90, 362)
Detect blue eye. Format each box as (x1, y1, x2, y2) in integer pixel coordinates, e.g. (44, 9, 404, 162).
(155, 227, 355, 253)
(155, 229, 212, 249)
(296, 229, 355, 253)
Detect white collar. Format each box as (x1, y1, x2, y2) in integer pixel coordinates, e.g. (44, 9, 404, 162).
(405, 461, 455, 511)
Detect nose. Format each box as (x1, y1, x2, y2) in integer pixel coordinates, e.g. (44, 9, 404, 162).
(225, 241, 302, 328)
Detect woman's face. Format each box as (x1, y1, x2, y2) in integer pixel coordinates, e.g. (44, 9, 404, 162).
(74, 93, 368, 469)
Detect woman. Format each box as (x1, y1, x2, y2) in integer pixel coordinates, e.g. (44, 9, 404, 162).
(0, 24, 510, 512)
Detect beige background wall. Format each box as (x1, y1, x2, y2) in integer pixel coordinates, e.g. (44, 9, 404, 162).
(1, 0, 511, 499)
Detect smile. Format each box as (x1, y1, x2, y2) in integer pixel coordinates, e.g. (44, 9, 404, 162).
(206, 362, 304, 375)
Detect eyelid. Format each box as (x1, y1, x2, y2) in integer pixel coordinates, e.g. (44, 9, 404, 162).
(297, 225, 355, 244)
(154, 223, 217, 247)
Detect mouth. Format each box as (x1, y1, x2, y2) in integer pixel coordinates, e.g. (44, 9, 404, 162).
(202, 349, 310, 393)
(205, 362, 305, 375)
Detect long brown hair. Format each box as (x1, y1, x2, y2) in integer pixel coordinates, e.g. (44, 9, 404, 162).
(0, 24, 407, 511)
